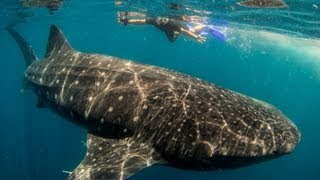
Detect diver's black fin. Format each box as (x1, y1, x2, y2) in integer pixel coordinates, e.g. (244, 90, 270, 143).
(68, 134, 162, 180)
(6, 25, 38, 67)
(45, 25, 74, 58)
(237, 0, 288, 8)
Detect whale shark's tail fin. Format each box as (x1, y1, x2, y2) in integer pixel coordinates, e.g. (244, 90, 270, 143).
(45, 25, 74, 58)
(6, 25, 38, 67)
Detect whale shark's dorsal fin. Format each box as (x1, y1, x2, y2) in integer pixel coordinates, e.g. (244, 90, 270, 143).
(68, 134, 163, 180)
(45, 25, 74, 58)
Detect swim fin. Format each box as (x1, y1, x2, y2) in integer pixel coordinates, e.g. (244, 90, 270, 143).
(208, 26, 226, 41)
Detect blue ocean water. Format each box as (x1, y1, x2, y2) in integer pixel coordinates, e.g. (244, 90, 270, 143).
(0, 0, 320, 179)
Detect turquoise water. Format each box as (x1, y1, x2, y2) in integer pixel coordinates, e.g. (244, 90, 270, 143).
(0, 0, 320, 179)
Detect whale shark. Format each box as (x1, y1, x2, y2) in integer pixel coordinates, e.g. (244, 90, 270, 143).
(7, 25, 300, 180)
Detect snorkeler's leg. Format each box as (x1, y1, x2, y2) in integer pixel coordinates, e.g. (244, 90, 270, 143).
(180, 27, 206, 43)
(172, 15, 205, 23)
(127, 19, 147, 24)
(187, 25, 226, 41)
(128, 12, 147, 17)
(190, 24, 207, 33)
(118, 12, 147, 25)
(183, 15, 205, 23)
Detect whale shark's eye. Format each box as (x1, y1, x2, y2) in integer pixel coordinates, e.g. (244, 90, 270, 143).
(273, 150, 279, 154)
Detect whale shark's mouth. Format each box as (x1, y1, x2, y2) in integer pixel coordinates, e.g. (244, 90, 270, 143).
(204, 154, 287, 169)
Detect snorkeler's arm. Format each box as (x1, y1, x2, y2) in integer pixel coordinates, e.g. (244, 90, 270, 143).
(180, 27, 206, 43)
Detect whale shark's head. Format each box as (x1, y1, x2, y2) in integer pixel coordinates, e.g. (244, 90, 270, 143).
(158, 90, 301, 170)
(199, 99, 301, 169)
(271, 117, 301, 155)
(213, 119, 300, 169)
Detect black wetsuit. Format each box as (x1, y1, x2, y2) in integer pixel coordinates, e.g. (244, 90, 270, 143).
(146, 17, 184, 42)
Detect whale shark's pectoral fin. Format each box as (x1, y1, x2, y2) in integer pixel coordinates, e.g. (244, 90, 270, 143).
(20, 77, 30, 93)
(68, 134, 162, 180)
(36, 98, 46, 108)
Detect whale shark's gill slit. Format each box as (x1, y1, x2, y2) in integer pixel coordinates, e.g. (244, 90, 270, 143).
(59, 52, 80, 104)
(133, 71, 146, 103)
(68, 134, 162, 180)
(180, 82, 192, 114)
(84, 72, 120, 120)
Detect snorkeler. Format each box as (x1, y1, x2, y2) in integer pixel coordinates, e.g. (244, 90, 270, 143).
(237, 0, 288, 8)
(20, 0, 63, 14)
(118, 12, 206, 43)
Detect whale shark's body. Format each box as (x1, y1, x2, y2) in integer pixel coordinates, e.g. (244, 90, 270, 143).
(8, 25, 300, 180)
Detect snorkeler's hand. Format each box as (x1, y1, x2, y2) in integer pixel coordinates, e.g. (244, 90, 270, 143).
(197, 35, 206, 43)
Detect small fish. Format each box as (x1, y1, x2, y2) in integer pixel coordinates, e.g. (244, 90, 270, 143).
(313, 4, 318, 9)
